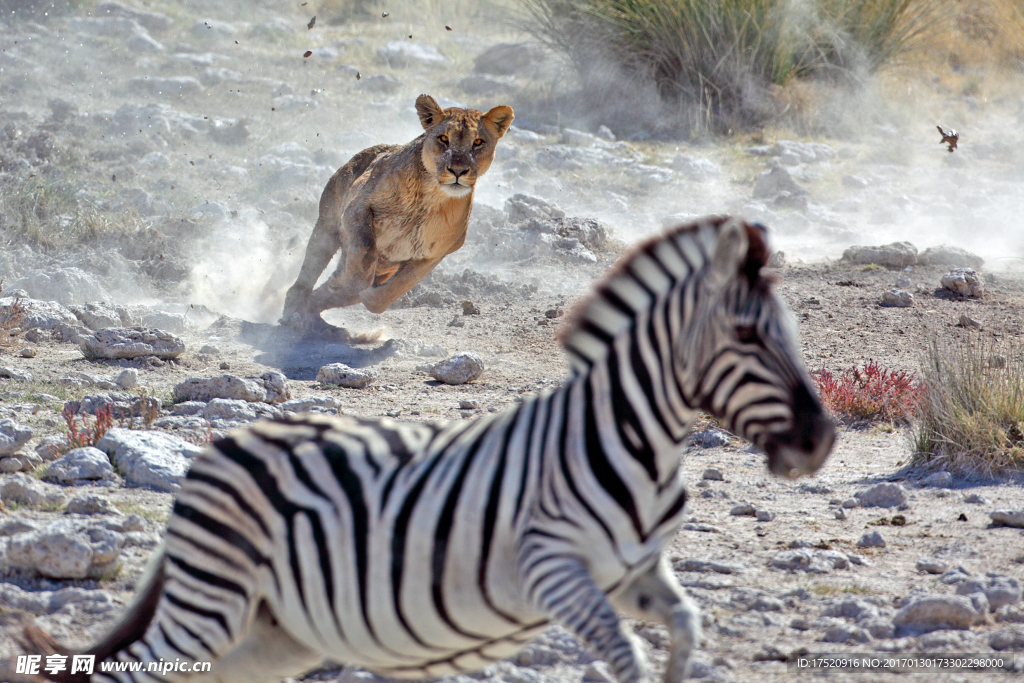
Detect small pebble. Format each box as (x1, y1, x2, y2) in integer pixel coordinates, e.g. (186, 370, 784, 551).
(385, 409, 401, 418)
(459, 400, 480, 409)
(462, 301, 480, 316)
(756, 509, 776, 522)
(19, 347, 36, 358)
(702, 468, 723, 481)
(545, 308, 563, 318)
(220, 361, 230, 370)
(730, 503, 756, 516)
(835, 508, 848, 520)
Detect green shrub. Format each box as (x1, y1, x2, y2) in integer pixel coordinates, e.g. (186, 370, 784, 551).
(912, 335, 1024, 475)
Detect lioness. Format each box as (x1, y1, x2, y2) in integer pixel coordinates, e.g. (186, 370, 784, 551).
(280, 94, 513, 334)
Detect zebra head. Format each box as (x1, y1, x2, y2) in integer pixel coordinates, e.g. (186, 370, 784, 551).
(683, 217, 835, 479)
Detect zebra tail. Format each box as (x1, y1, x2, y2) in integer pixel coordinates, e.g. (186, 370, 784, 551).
(20, 550, 167, 683)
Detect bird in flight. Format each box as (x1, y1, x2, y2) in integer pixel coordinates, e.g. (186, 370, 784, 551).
(937, 125, 958, 153)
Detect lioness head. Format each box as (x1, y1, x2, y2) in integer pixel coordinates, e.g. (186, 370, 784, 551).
(415, 94, 514, 198)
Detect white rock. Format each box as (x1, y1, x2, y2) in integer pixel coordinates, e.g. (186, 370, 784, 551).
(922, 471, 953, 487)
(80, 327, 185, 359)
(880, 289, 913, 307)
(916, 557, 950, 574)
(956, 575, 1022, 610)
(671, 155, 720, 181)
(96, 428, 204, 492)
(68, 302, 127, 330)
(202, 398, 258, 422)
(990, 627, 1024, 651)
(280, 396, 341, 413)
(316, 363, 377, 389)
(506, 194, 565, 223)
(173, 375, 266, 403)
(65, 494, 121, 515)
(44, 447, 115, 483)
(430, 352, 485, 385)
(0, 418, 32, 455)
(752, 164, 807, 199)
(918, 245, 984, 269)
(0, 473, 66, 507)
(941, 268, 984, 297)
(991, 509, 1024, 528)
(115, 368, 139, 389)
(842, 242, 917, 268)
(893, 594, 983, 632)
(855, 483, 907, 508)
(857, 530, 886, 548)
(376, 41, 449, 68)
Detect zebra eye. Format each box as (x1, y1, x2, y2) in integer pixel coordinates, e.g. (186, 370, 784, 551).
(736, 325, 758, 343)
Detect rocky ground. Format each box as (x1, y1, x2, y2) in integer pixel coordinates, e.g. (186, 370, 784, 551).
(2, 2, 1024, 682)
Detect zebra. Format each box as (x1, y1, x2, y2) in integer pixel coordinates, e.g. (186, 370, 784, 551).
(24, 216, 835, 683)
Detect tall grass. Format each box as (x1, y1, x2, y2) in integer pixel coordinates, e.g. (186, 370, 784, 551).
(912, 335, 1024, 476)
(519, 0, 942, 132)
(805, 0, 941, 80)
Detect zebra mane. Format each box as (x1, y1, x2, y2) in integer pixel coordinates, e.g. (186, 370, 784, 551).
(558, 215, 770, 359)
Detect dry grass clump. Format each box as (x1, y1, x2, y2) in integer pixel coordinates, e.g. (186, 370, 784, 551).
(518, 0, 943, 132)
(0, 281, 26, 351)
(921, 0, 1024, 73)
(814, 359, 922, 424)
(912, 335, 1024, 476)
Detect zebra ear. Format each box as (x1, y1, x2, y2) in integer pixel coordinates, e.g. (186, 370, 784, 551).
(709, 219, 749, 284)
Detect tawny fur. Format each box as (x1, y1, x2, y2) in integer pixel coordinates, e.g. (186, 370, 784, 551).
(280, 94, 513, 335)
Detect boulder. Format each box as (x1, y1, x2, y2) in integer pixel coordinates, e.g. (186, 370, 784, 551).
(941, 268, 984, 298)
(0, 418, 32, 455)
(44, 447, 116, 483)
(6, 520, 124, 579)
(841, 242, 917, 268)
(854, 483, 907, 508)
(430, 352, 485, 385)
(880, 290, 913, 307)
(893, 594, 983, 632)
(173, 375, 266, 403)
(0, 473, 67, 508)
(506, 194, 565, 223)
(752, 164, 807, 199)
(376, 41, 448, 68)
(991, 509, 1024, 528)
(918, 245, 984, 269)
(80, 327, 185, 359)
(316, 363, 377, 389)
(9, 267, 112, 304)
(96, 428, 204, 492)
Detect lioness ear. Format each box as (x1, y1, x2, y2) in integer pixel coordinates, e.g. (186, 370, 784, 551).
(415, 94, 445, 131)
(710, 218, 749, 284)
(482, 104, 514, 138)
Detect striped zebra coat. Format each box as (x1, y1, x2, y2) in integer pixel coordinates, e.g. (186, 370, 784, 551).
(25, 217, 835, 683)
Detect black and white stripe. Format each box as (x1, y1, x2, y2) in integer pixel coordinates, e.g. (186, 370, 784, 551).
(42, 216, 834, 683)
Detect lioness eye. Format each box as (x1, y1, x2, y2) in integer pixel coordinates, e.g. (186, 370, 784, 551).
(439, 134, 449, 144)
(473, 138, 484, 147)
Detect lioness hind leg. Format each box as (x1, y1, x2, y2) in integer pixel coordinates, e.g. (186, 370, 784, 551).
(612, 557, 701, 683)
(281, 216, 343, 321)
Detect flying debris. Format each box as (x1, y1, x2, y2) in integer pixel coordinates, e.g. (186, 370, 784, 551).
(356, 71, 361, 80)
(303, 50, 312, 58)
(937, 125, 958, 153)
(308, 16, 316, 30)
(445, 25, 452, 31)
(382, 12, 389, 18)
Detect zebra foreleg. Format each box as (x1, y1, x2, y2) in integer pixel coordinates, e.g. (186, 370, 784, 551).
(526, 557, 647, 683)
(612, 557, 701, 683)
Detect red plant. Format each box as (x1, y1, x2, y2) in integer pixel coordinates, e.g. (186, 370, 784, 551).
(814, 360, 923, 423)
(63, 404, 115, 450)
